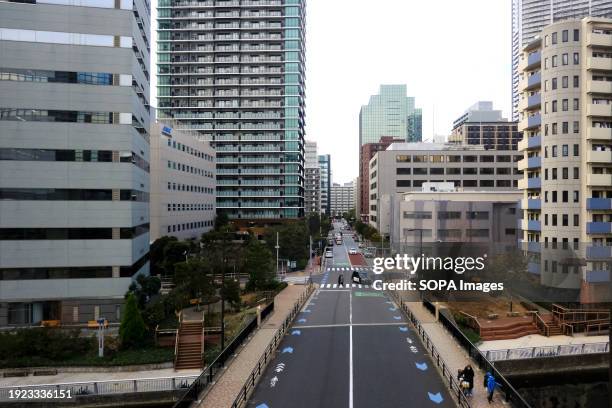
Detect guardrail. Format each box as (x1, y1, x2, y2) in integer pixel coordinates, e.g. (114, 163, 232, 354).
(0, 375, 198, 402)
(231, 284, 314, 408)
(421, 299, 532, 408)
(387, 291, 472, 408)
(485, 342, 609, 361)
(172, 299, 275, 408)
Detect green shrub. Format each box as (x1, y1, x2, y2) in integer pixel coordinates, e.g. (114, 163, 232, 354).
(0, 329, 93, 361)
(119, 293, 148, 349)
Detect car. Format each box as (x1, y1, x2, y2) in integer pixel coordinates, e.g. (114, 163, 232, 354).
(363, 251, 373, 258)
(325, 251, 333, 258)
(348, 248, 357, 255)
(351, 271, 371, 285)
(358, 243, 365, 248)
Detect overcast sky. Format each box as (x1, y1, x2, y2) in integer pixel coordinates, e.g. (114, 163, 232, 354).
(306, 0, 512, 184)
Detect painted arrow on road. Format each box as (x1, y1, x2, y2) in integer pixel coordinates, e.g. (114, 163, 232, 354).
(282, 347, 294, 354)
(428, 392, 444, 404)
(297, 318, 307, 323)
(291, 330, 301, 336)
(399, 327, 408, 332)
(415, 362, 428, 371)
(392, 316, 401, 320)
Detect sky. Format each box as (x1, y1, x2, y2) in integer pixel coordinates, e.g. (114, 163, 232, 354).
(305, 0, 513, 184)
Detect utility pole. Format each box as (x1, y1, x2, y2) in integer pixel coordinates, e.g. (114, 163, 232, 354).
(309, 235, 313, 281)
(275, 232, 280, 278)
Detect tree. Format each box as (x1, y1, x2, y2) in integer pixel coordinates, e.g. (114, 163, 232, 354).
(162, 241, 191, 275)
(119, 293, 147, 349)
(221, 278, 241, 311)
(245, 239, 276, 290)
(264, 222, 309, 269)
(214, 213, 230, 231)
(150, 236, 178, 275)
(127, 274, 161, 308)
(174, 259, 215, 304)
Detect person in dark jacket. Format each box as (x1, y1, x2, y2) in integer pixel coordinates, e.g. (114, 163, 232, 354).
(462, 365, 474, 396)
(338, 274, 344, 286)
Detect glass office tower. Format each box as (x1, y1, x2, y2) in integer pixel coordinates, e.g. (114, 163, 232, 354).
(157, 0, 306, 220)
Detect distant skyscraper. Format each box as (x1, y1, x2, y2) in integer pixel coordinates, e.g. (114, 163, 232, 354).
(511, 0, 612, 120)
(318, 154, 331, 216)
(330, 182, 355, 217)
(359, 85, 422, 146)
(157, 0, 307, 221)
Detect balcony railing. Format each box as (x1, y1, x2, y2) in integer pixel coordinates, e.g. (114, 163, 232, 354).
(586, 222, 612, 234)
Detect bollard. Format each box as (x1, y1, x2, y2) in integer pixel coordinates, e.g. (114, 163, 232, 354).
(257, 305, 262, 327)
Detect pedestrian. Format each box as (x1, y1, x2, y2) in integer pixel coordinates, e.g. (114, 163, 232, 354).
(338, 274, 344, 286)
(485, 372, 500, 403)
(462, 365, 474, 396)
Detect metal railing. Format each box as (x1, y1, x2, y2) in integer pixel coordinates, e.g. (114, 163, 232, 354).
(485, 342, 610, 361)
(0, 375, 198, 402)
(387, 291, 471, 408)
(172, 299, 275, 408)
(420, 298, 532, 408)
(231, 284, 314, 408)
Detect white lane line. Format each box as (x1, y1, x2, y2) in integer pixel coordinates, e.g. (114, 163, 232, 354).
(293, 322, 407, 329)
(349, 280, 353, 408)
(333, 284, 337, 288)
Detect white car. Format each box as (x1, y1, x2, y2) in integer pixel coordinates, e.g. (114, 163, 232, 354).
(348, 248, 357, 255)
(325, 251, 333, 258)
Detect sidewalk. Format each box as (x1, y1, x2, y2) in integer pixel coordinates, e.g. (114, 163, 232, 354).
(196, 284, 310, 408)
(396, 292, 508, 408)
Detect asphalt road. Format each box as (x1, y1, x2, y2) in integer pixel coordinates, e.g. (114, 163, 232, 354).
(248, 222, 454, 408)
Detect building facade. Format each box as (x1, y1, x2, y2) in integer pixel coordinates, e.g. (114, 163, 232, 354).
(150, 123, 216, 241)
(450, 101, 522, 150)
(359, 136, 404, 221)
(397, 190, 522, 246)
(517, 17, 612, 292)
(318, 154, 331, 216)
(511, 0, 612, 121)
(369, 143, 523, 235)
(330, 182, 355, 218)
(304, 141, 320, 214)
(157, 0, 307, 221)
(0, 0, 151, 326)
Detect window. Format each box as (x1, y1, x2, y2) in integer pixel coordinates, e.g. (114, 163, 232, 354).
(573, 29, 579, 41)
(396, 168, 411, 175)
(573, 214, 579, 226)
(573, 76, 579, 88)
(552, 145, 558, 157)
(562, 191, 568, 203)
(396, 180, 411, 187)
(552, 191, 558, 202)
(466, 211, 489, 220)
(467, 229, 489, 238)
(552, 55, 558, 67)
(562, 144, 568, 156)
(562, 76, 568, 88)
(562, 30, 568, 42)
(562, 214, 568, 227)
(562, 99, 568, 111)
(573, 98, 579, 110)
(552, 123, 558, 134)
(430, 168, 444, 175)
(413, 168, 427, 175)
(552, 214, 557, 226)
(552, 168, 558, 180)
(573, 167, 579, 179)
(562, 167, 568, 179)
(552, 32, 557, 44)
(573, 53, 579, 64)
(72, 306, 79, 323)
(573, 144, 579, 156)
(573, 121, 579, 133)
(573, 191, 579, 203)
(403, 211, 432, 219)
(552, 78, 557, 89)
(562, 53, 568, 65)
(438, 211, 461, 220)
(562, 122, 568, 134)
(396, 155, 410, 162)
(552, 100, 558, 112)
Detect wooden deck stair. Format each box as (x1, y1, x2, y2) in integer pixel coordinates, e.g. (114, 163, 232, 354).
(479, 318, 540, 341)
(174, 321, 204, 370)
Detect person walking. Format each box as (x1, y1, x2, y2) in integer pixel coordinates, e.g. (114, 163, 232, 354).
(338, 274, 344, 286)
(462, 365, 474, 396)
(484, 372, 500, 403)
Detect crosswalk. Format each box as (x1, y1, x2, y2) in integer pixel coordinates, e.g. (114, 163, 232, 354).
(319, 283, 370, 289)
(325, 266, 371, 272)
(283, 276, 310, 284)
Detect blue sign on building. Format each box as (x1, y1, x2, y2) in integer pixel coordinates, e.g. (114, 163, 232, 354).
(162, 126, 173, 136)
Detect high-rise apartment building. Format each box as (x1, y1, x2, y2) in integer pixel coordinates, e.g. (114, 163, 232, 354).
(330, 182, 355, 217)
(157, 0, 306, 221)
(359, 136, 404, 222)
(511, 0, 612, 121)
(517, 17, 612, 292)
(304, 140, 320, 214)
(0, 0, 151, 326)
(449, 101, 522, 150)
(318, 154, 331, 216)
(150, 123, 216, 241)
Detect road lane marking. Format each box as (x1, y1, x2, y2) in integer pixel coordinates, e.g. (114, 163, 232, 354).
(293, 322, 407, 329)
(333, 284, 337, 288)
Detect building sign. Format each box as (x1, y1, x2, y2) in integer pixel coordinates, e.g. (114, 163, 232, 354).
(162, 126, 173, 137)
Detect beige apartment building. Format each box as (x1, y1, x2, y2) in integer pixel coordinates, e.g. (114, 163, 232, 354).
(518, 17, 612, 292)
(150, 122, 216, 241)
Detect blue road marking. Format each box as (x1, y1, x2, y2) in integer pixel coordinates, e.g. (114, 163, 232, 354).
(416, 362, 428, 371)
(392, 316, 401, 320)
(303, 309, 311, 313)
(291, 330, 301, 336)
(399, 327, 408, 332)
(428, 392, 444, 404)
(388, 307, 397, 312)
(282, 347, 294, 354)
(256, 404, 269, 408)
(297, 318, 306, 323)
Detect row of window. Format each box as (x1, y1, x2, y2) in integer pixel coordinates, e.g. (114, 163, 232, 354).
(394, 154, 521, 163)
(0, 224, 149, 240)
(543, 190, 580, 204)
(396, 179, 517, 188)
(0, 148, 150, 173)
(545, 98, 580, 113)
(403, 211, 492, 220)
(0, 188, 149, 202)
(545, 29, 580, 46)
(166, 220, 213, 233)
(543, 213, 580, 227)
(167, 203, 214, 212)
(0, 108, 123, 124)
(396, 167, 517, 176)
(401, 228, 492, 238)
(0, 68, 127, 86)
(166, 137, 214, 162)
(544, 166, 580, 181)
(544, 52, 580, 69)
(167, 160, 214, 177)
(167, 181, 214, 194)
(544, 121, 580, 135)
(545, 143, 579, 158)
